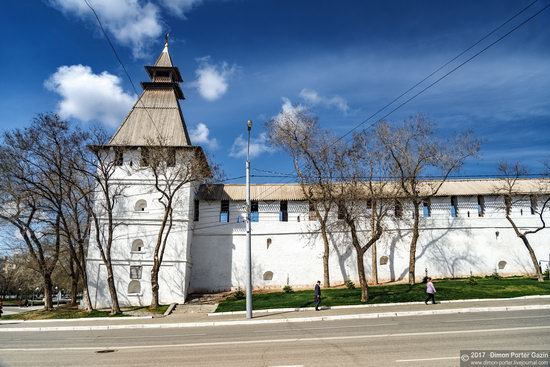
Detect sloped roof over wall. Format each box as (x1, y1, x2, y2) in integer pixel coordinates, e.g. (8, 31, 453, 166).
(197, 179, 550, 201)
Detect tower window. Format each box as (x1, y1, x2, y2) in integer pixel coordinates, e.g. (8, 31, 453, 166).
(131, 239, 144, 252)
(128, 280, 141, 294)
(504, 197, 512, 216)
(166, 148, 176, 167)
(114, 150, 123, 166)
(140, 148, 149, 167)
(308, 201, 317, 221)
(135, 200, 147, 212)
(130, 266, 142, 280)
(220, 200, 229, 222)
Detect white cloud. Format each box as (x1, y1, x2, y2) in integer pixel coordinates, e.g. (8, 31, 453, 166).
(194, 57, 237, 101)
(299, 88, 349, 112)
(189, 122, 219, 149)
(229, 132, 276, 159)
(45, 64, 136, 126)
(160, 0, 203, 18)
(48, 0, 163, 58)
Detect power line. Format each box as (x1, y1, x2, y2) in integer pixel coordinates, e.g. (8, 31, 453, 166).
(83, 0, 162, 138)
(254, 1, 550, 201)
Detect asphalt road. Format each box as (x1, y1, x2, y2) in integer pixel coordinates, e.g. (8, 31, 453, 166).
(0, 309, 549, 367)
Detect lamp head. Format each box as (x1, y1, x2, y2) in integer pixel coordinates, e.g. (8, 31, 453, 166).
(247, 119, 253, 131)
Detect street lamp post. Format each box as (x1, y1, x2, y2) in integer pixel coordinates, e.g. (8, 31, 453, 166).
(245, 119, 253, 319)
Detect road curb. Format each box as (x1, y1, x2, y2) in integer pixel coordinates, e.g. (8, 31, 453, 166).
(1, 304, 549, 333)
(209, 295, 550, 316)
(0, 315, 152, 325)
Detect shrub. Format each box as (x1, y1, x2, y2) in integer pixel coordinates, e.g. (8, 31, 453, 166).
(485, 271, 501, 280)
(233, 287, 245, 300)
(422, 276, 429, 284)
(345, 280, 355, 289)
(468, 276, 478, 286)
(543, 268, 549, 279)
(283, 285, 294, 293)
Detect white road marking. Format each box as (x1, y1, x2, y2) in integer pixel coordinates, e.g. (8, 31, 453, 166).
(253, 322, 398, 333)
(1, 324, 549, 352)
(444, 315, 550, 323)
(270, 365, 304, 367)
(72, 333, 206, 340)
(396, 356, 459, 363)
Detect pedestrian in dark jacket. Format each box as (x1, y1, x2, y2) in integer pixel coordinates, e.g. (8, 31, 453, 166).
(425, 277, 437, 305)
(314, 280, 321, 311)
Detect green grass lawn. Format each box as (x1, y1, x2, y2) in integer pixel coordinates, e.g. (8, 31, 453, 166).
(1, 304, 170, 320)
(215, 276, 550, 313)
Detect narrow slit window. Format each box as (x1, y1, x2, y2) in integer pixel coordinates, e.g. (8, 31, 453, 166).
(450, 196, 458, 217)
(308, 201, 317, 221)
(530, 195, 537, 215)
(395, 200, 403, 218)
(337, 202, 345, 220)
(477, 195, 485, 217)
(279, 201, 288, 222)
(504, 197, 512, 216)
(140, 148, 149, 167)
(422, 200, 431, 218)
(114, 150, 123, 166)
(166, 148, 176, 167)
(220, 200, 229, 222)
(250, 201, 259, 222)
(194, 200, 200, 221)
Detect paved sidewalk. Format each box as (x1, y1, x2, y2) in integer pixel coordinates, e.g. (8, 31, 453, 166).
(0, 296, 548, 332)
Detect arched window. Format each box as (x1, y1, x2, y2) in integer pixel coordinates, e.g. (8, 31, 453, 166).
(135, 200, 147, 212)
(380, 256, 389, 265)
(498, 260, 507, 270)
(263, 271, 274, 281)
(131, 239, 144, 252)
(128, 280, 141, 294)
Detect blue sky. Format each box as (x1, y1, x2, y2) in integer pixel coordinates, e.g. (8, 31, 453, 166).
(0, 0, 549, 183)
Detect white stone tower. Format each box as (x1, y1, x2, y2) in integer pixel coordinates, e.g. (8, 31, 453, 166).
(86, 38, 207, 308)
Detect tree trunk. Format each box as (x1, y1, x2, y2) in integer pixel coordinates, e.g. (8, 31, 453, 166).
(105, 261, 121, 315)
(80, 268, 93, 311)
(43, 273, 54, 310)
(409, 203, 420, 285)
(371, 243, 378, 285)
(70, 269, 79, 307)
(320, 225, 331, 288)
(150, 262, 160, 309)
(520, 235, 544, 282)
(356, 248, 369, 302)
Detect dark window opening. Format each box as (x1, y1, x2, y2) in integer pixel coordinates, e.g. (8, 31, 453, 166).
(337, 202, 345, 220)
(166, 148, 176, 167)
(114, 150, 123, 166)
(308, 201, 317, 220)
(220, 200, 229, 222)
(450, 196, 458, 217)
(140, 148, 149, 167)
(504, 197, 512, 216)
(422, 200, 431, 218)
(477, 195, 485, 217)
(279, 201, 288, 222)
(251, 201, 259, 222)
(530, 195, 537, 215)
(130, 266, 142, 280)
(194, 200, 199, 222)
(395, 200, 403, 218)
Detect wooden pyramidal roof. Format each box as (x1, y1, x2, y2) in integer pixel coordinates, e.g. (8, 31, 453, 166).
(108, 37, 191, 147)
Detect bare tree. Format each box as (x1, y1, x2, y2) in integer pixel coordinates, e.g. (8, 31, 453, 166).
(496, 162, 548, 282)
(376, 115, 480, 284)
(78, 128, 128, 315)
(334, 133, 396, 301)
(267, 109, 338, 288)
(141, 142, 211, 308)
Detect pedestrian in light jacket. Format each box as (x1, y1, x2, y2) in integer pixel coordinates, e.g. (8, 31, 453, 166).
(314, 280, 321, 311)
(425, 277, 437, 305)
